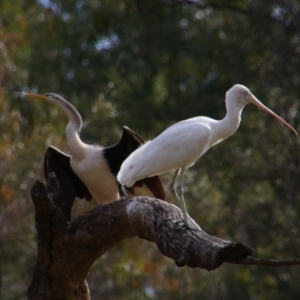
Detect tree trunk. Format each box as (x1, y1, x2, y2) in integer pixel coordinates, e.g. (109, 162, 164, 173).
(27, 175, 253, 300)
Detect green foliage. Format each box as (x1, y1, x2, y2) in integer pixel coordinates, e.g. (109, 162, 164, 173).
(1, 0, 300, 299)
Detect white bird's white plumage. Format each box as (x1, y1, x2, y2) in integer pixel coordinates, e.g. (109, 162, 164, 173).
(118, 120, 212, 186)
(117, 84, 297, 229)
(118, 84, 247, 187)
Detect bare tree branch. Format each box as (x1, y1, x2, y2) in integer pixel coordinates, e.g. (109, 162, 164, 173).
(237, 257, 300, 267)
(27, 174, 300, 299)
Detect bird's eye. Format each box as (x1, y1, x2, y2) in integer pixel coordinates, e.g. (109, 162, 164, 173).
(244, 91, 250, 102)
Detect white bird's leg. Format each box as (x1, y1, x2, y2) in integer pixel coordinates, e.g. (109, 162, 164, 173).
(177, 167, 192, 229)
(169, 168, 195, 230)
(169, 169, 180, 200)
(121, 185, 129, 199)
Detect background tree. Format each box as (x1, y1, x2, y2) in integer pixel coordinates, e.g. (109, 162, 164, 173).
(0, 0, 300, 299)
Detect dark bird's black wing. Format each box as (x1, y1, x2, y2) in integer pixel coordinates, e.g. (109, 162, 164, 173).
(43, 146, 92, 221)
(103, 126, 165, 200)
(126, 176, 165, 200)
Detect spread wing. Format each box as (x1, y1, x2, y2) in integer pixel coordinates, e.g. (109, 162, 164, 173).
(43, 146, 92, 221)
(126, 176, 165, 200)
(103, 126, 165, 200)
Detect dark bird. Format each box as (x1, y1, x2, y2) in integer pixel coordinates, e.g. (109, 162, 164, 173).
(24, 92, 165, 220)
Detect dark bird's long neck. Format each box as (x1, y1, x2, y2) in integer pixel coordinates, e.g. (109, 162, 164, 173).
(55, 97, 86, 160)
(61, 98, 83, 134)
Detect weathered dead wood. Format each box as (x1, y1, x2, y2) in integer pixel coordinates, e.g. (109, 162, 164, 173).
(27, 173, 299, 300)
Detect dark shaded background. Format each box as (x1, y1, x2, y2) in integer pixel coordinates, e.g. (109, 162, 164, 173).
(1, 0, 300, 299)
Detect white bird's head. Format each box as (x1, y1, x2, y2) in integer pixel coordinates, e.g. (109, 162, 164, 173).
(226, 84, 297, 136)
(226, 84, 250, 106)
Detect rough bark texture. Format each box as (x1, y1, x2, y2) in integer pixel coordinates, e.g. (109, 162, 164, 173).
(27, 175, 253, 300)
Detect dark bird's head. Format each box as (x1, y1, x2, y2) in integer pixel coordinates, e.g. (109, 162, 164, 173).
(24, 92, 83, 133)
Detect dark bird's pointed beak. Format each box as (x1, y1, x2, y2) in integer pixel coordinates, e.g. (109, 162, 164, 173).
(23, 92, 48, 101)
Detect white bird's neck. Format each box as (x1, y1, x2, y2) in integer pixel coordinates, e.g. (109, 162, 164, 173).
(66, 123, 86, 160)
(210, 100, 246, 146)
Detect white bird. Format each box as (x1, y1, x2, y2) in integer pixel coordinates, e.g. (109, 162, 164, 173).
(118, 84, 297, 229)
(24, 92, 165, 220)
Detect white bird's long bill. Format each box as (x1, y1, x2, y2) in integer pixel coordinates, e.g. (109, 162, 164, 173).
(248, 94, 297, 136)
